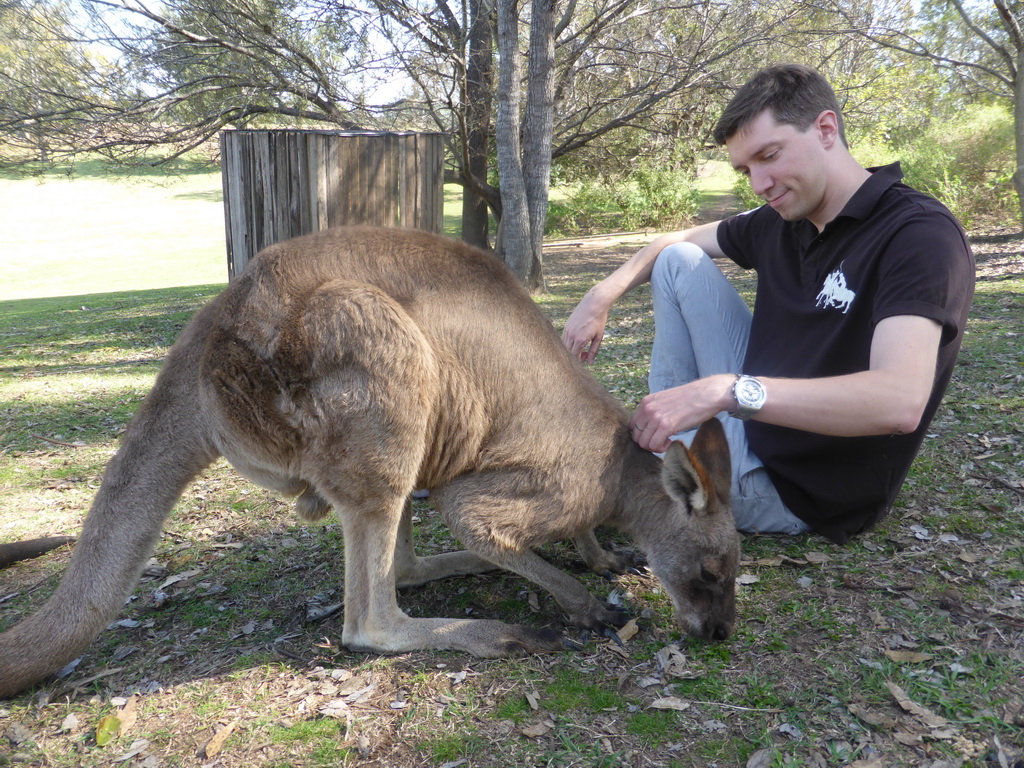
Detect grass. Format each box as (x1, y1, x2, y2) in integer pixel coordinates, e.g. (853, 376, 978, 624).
(0, 163, 1022, 767)
(0, 163, 227, 301)
(0, 161, 469, 301)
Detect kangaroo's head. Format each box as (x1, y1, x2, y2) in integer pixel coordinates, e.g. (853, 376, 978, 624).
(644, 417, 741, 642)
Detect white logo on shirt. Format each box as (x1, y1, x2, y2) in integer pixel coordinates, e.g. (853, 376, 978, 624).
(815, 267, 856, 314)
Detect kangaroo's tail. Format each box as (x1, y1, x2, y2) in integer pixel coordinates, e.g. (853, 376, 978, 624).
(0, 311, 220, 698)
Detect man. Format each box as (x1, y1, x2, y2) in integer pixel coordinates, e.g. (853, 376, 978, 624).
(561, 64, 975, 544)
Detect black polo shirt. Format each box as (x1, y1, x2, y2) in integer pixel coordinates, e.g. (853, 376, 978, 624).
(718, 162, 975, 543)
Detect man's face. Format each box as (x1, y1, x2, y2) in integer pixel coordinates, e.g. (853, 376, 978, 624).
(726, 109, 831, 226)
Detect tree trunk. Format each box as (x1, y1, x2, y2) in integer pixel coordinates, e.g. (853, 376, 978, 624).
(494, 0, 556, 291)
(461, 0, 497, 250)
(522, 0, 556, 290)
(495, 0, 532, 282)
(1014, 45, 1024, 225)
(461, 157, 492, 250)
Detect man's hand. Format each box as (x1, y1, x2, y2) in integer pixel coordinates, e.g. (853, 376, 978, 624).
(562, 293, 610, 364)
(625, 315, 944, 453)
(628, 374, 735, 452)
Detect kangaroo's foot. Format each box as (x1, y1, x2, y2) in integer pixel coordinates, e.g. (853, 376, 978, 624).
(344, 615, 566, 658)
(395, 551, 499, 589)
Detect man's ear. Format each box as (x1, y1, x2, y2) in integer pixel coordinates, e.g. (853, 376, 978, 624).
(815, 110, 840, 149)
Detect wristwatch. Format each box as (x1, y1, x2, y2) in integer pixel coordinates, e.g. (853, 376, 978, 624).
(730, 374, 766, 420)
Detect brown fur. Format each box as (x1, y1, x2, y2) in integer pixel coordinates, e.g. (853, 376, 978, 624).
(0, 227, 740, 697)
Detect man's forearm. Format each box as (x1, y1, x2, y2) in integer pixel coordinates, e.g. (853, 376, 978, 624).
(629, 316, 942, 452)
(748, 370, 931, 437)
(587, 228, 715, 304)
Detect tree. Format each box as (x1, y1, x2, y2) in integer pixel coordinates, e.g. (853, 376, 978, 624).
(484, 0, 810, 284)
(0, 0, 384, 168)
(492, 0, 555, 289)
(0, 0, 107, 164)
(462, 0, 498, 247)
(348, 0, 808, 280)
(366, 0, 498, 249)
(816, 0, 1024, 223)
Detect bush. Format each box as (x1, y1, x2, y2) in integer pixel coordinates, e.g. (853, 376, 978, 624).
(730, 171, 761, 212)
(850, 139, 899, 170)
(725, 107, 1017, 228)
(547, 163, 700, 237)
(897, 104, 1016, 227)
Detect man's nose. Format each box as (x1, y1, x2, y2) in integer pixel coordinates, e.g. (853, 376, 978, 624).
(749, 167, 772, 198)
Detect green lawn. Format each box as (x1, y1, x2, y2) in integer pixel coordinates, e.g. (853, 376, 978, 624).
(0, 169, 228, 301)
(0, 167, 468, 301)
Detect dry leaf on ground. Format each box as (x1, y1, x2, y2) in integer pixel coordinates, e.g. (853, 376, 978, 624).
(202, 719, 239, 758)
(886, 682, 950, 728)
(649, 696, 690, 711)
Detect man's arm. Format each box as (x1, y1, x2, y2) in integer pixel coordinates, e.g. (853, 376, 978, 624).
(562, 221, 724, 363)
(628, 315, 943, 453)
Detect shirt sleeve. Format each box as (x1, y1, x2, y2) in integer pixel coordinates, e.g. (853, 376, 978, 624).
(716, 205, 769, 270)
(870, 212, 975, 347)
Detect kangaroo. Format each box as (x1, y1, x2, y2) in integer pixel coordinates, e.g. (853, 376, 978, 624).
(0, 226, 740, 698)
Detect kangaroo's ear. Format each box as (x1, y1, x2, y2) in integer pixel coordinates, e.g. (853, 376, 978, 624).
(661, 419, 732, 515)
(689, 417, 732, 504)
(662, 441, 709, 515)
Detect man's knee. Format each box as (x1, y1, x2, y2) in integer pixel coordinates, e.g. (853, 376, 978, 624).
(652, 242, 711, 289)
(732, 469, 811, 535)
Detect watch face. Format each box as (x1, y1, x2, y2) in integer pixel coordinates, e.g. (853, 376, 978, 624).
(737, 377, 766, 407)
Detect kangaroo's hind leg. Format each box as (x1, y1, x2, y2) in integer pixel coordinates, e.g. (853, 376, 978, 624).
(394, 499, 498, 588)
(293, 280, 563, 658)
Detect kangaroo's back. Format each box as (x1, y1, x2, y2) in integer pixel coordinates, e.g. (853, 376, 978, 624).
(217, 227, 630, 474)
(230, 227, 603, 393)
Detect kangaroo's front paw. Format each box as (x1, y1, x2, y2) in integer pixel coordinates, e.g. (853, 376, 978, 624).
(569, 600, 631, 633)
(587, 547, 645, 576)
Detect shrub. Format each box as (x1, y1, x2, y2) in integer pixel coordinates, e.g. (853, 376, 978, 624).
(897, 104, 1016, 227)
(849, 138, 899, 170)
(730, 171, 762, 212)
(547, 162, 700, 237)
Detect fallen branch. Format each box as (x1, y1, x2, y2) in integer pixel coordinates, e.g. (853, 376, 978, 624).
(0, 536, 75, 568)
(32, 434, 87, 448)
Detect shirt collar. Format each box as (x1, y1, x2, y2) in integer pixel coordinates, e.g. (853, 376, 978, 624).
(791, 161, 904, 243)
(836, 161, 904, 221)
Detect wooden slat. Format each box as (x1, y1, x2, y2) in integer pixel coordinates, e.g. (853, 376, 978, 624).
(221, 130, 444, 278)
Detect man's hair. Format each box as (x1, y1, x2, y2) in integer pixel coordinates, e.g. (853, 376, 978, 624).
(712, 64, 847, 147)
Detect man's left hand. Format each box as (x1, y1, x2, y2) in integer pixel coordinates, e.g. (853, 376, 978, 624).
(628, 374, 734, 452)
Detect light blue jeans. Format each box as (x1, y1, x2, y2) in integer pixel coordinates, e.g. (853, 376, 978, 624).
(649, 243, 809, 535)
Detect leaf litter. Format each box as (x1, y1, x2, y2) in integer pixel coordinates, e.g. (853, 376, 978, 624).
(0, 227, 1022, 766)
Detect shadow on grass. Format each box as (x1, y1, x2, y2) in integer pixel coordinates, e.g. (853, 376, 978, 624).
(696, 188, 746, 221)
(0, 284, 225, 376)
(0, 389, 144, 453)
(0, 155, 219, 182)
(173, 189, 224, 203)
(970, 228, 1024, 244)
